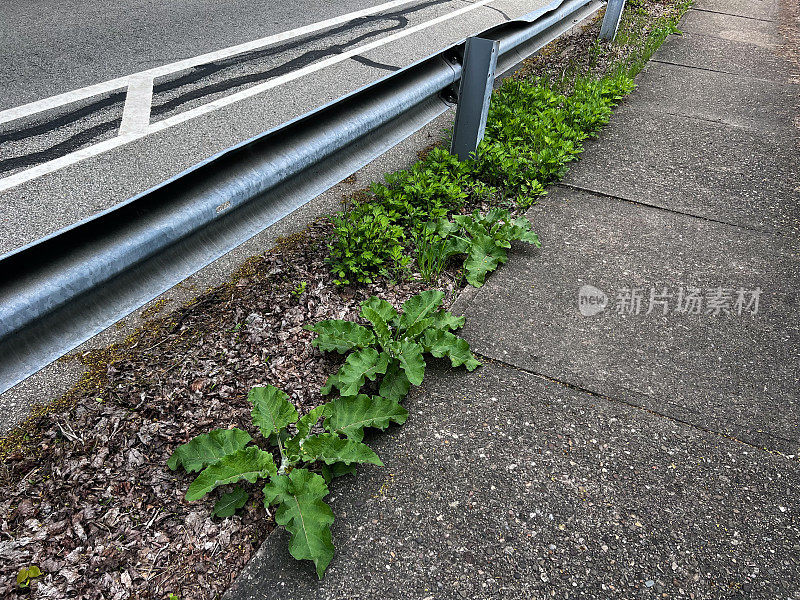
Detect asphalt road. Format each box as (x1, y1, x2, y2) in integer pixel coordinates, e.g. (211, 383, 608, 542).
(1, 0, 393, 108)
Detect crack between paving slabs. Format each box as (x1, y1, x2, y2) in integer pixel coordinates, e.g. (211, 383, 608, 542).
(689, 7, 777, 23)
(649, 58, 791, 85)
(554, 181, 785, 238)
(470, 351, 799, 460)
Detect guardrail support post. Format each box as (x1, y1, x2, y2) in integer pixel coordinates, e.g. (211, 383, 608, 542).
(599, 0, 626, 40)
(450, 36, 499, 161)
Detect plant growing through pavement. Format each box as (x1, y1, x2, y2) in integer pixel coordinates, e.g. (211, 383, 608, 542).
(169, 385, 408, 578)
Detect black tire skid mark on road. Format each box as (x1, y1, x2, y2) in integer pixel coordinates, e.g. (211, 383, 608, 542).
(149, 0, 450, 118)
(0, 0, 452, 177)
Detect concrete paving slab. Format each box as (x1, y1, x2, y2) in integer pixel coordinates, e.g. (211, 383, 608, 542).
(680, 7, 781, 42)
(562, 105, 800, 236)
(631, 60, 799, 138)
(457, 188, 800, 453)
(654, 24, 790, 83)
(225, 361, 800, 599)
(690, 0, 780, 22)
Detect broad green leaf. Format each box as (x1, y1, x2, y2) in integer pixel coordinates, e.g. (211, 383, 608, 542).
(213, 486, 249, 517)
(430, 309, 465, 331)
(360, 296, 399, 325)
(167, 428, 252, 473)
(286, 405, 329, 457)
(305, 320, 375, 354)
(320, 371, 341, 396)
(398, 340, 425, 385)
(399, 290, 445, 333)
(494, 236, 513, 249)
(403, 317, 433, 341)
(422, 329, 481, 371)
(443, 235, 470, 257)
(186, 446, 276, 502)
(433, 217, 459, 238)
(379, 360, 411, 402)
(361, 305, 392, 344)
(324, 394, 408, 442)
(321, 462, 357, 483)
(510, 217, 541, 245)
(463, 233, 507, 287)
(332, 348, 390, 396)
(296, 405, 328, 440)
(263, 469, 335, 579)
(249, 386, 298, 443)
(454, 212, 490, 239)
(483, 207, 509, 226)
(301, 433, 383, 466)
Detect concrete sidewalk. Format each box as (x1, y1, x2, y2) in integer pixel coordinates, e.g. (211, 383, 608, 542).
(226, 1, 800, 598)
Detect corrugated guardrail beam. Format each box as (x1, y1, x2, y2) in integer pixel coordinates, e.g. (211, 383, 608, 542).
(0, 0, 604, 394)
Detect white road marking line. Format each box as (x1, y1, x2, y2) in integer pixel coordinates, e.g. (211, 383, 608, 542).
(0, 0, 417, 125)
(0, 0, 496, 193)
(118, 76, 154, 135)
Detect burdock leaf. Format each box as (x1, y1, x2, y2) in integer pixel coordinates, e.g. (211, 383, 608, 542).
(321, 462, 358, 483)
(296, 405, 328, 440)
(429, 309, 465, 331)
(379, 360, 411, 402)
(360, 296, 399, 325)
(331, 348, 390, 396)
(320, 371, 341, 396)
(286, 405, 329, 457)
(249, 386, 298, 443)
(186, 447, 276, 502)
(361, 305, 392, 344)
(422, 329, 481, 371)
(510, 217, 542, 246)
(398, 340, 425, 385)
(167, 428, 252, 473)
(398, 290, 445, 333)
(305, 320, 376, 354)
(263, 469, 335, 578)
(212, 486, 249, 517)
(403, 317, 433, 341)
(324, 394, 408, 442)
(463, 233, 507, 287)
(301, 433, 383, 466)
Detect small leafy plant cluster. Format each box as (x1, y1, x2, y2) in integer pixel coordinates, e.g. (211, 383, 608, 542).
(16, 565, 42, 590)
(415, 208, 541, 287)
(169, 290, 478, 577)
(476, 74, 634, 197)
(327, 72, 634, 286)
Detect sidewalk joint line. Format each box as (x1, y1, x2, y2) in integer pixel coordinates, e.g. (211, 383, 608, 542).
(555, 182, 774, 235)
(471, 352, 796, 459)
(689, 6, 776, 23)
(649, 59, 790, 85)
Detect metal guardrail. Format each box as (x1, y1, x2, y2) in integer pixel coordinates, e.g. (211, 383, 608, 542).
(0, 0, 621, 394)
